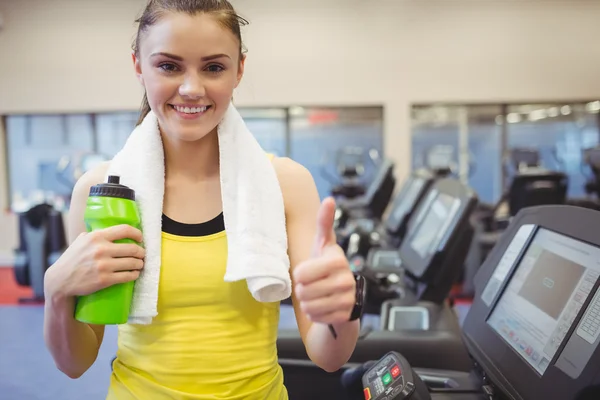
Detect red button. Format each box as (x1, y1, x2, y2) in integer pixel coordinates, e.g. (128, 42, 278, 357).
(391, 365, 401, 378)
(364, 387, 371, 400)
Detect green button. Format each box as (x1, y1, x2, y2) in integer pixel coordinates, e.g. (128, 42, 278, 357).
(382, 372, 392, 386)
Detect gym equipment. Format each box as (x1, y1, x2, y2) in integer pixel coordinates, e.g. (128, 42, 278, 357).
(356, 177, 478, 310)
(278, 179, 478, 398)
(582, 146, 600, 199)
(344, 205, 600, 400)
(74, 175, 142, 325)
(341, 169, 435, 261)
(334, 159, 396, 232)
(343, 351, 429, 400)
(321, 147, 375, 200)
(463, 168, 569, 298)
(13, 203, 67, 302)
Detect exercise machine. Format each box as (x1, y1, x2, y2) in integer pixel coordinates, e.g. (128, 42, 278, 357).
(334, 159, 396, 233)
(278, 178, 478, 396)
(356, 177, 478, 310)
(343, 204, 600, 400)
(322, 147, 377, 200)
(341, 169, 435, 260)
(463, 167, 569, 298)
(13, 203, 67, 302)
(582, 146, 600, 198)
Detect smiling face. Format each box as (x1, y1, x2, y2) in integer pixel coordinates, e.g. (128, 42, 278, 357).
(133, 12, 245, 142)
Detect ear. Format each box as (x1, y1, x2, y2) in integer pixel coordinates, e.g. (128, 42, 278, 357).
(235, 54, 246, 88)
(132, 51, 144, 86)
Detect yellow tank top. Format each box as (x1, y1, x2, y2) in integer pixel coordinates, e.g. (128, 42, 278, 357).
(106, 211, 288, 399)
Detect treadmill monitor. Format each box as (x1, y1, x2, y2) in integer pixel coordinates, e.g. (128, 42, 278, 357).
(462, 206, 600, 400)
(487, 228, 600, 375)
(385, 176, 426, 234)
(406, 190, 461, 268)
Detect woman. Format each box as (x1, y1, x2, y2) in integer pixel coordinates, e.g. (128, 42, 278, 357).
(43, 0, 360, 399)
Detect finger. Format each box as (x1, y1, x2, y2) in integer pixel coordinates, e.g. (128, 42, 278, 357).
(301, 291, 355, 318)
(315, 197, 337, 248)
(310, 309, 353, 325)
(101, 225, 144, 243)
(106, 242, 146, 260)
(102, 257, 144, 272)
(295, 272, 355, 301)
(293, 257, 335, 285)
(107, 270, 142, 286)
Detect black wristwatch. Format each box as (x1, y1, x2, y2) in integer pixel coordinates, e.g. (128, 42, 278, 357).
(327, 273, 367, 339)
(349, 273, 366, 321)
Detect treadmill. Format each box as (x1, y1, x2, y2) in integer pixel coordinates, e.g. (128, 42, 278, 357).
(344, 169, 436, 262)
(345, 204, 600, 400)
(278, 179, 478, 396)
(357, 177, 478, 310)
(335, 159, 396, 232)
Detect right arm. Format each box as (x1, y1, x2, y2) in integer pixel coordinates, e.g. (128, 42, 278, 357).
(43, 163, 145, 379)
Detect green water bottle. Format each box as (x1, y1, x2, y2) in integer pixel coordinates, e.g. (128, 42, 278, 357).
(74, 175, 142, 325)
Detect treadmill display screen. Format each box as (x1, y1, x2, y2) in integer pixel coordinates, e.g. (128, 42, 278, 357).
(488, 228, 600, 375)
(409, 192, 460, 259)
(387, 178, 425, 231)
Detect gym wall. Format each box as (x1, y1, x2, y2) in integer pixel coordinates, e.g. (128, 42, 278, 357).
(1, 0, 600, 260)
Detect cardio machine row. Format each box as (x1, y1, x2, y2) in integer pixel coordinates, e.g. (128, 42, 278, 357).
(277, 161, 480, 398)
(278, 160, 600, 400)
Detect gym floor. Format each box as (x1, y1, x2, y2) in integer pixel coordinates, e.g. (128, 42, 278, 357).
(0, 268, 471, 399)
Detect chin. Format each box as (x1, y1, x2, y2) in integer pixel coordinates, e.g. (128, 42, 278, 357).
(175, 125, 216, 142)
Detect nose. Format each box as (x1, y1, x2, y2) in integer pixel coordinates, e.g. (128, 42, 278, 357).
(178, 73, 206, 99)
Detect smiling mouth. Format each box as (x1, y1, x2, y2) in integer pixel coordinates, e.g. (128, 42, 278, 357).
(170, 104, 212, 114)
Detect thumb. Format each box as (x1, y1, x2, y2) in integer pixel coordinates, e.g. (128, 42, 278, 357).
(315, 197, 337, 250)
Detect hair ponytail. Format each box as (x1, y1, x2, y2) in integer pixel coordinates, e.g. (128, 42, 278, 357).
(136, 92, 152, 126)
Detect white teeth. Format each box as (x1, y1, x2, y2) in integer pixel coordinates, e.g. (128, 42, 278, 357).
(174, 105, 208, 114)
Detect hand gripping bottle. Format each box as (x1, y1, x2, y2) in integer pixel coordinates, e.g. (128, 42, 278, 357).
(74, 175, 142, 325)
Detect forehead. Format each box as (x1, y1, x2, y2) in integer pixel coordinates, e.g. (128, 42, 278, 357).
(140, 12, 240, 57)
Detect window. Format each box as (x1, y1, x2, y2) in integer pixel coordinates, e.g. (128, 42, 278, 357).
(411, 105, 503, 203)
(6, 114, 95, 212)
(506, 103, 600, 197)
(3, 106, 385, 210)
(411, 101, 600, 204)
(289, 106, 384, 199)
(239, 108, 287, 157)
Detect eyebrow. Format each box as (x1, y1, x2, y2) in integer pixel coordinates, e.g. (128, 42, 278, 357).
(150, 52, 231, 61)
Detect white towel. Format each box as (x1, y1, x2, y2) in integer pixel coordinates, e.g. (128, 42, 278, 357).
(106, 102, 291, 325)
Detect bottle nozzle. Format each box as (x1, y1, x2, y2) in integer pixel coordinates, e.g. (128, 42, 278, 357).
(107, 175, 120, 184)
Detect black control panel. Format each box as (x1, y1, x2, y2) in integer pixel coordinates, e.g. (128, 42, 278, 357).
(362, 351, 429, 400)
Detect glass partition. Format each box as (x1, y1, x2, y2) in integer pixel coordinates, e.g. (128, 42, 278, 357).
(411, 101, 600, 204)
(3, 106, 384, 210)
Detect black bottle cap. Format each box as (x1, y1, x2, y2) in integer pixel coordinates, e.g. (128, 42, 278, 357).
(89, 175, 135, 201)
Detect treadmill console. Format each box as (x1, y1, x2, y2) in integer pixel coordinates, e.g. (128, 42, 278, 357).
(462, 205, 600, 400)
(362, 351, 429, 400)
(368, 249, 403, 274)
(363, 178, 477, 305)
(384, 172, 433, 237)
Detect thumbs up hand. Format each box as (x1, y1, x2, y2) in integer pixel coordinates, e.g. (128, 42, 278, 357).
(293, 197, 357, 325)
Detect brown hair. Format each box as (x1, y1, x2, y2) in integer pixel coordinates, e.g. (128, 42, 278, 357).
(133, 0, 248, 125)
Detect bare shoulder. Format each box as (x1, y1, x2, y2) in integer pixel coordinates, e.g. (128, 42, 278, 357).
(67, 161, 111, 242)
(71, 161, 111, 204)
(271, 156, 313, 184)
(271, 156, 320, 215)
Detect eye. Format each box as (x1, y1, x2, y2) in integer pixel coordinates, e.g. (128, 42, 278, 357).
(206, 64, 225, 74)
(158, 62, 179, 73)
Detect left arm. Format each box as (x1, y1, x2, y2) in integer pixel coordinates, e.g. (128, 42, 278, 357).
(273, 157, 360, 373)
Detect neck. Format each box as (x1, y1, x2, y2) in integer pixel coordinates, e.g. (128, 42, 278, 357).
(161, 128, 220, 181)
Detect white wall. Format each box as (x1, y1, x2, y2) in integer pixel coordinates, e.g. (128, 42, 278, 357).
(1, 0, 600, 258)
